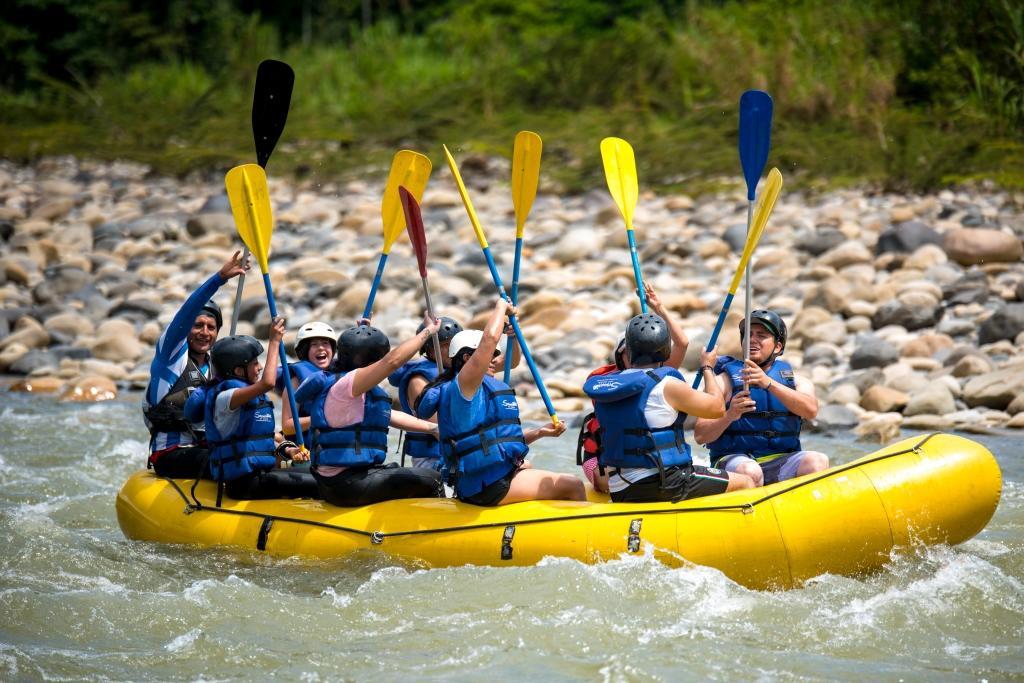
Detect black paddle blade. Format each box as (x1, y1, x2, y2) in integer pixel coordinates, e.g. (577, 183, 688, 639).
(252, 59, 295, 169)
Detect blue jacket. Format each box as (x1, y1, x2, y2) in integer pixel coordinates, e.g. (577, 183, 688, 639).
(708, 357, 802, 463)
(583, 367, 691, 471)
(438, 375, 527, 498)
(204, 379, 278, 482)
(296, 371, 392, 468)
(389, 358, 441, 461)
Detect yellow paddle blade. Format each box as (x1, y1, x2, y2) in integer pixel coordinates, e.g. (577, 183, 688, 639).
(381, 150, 432, 254)
(600, 137, 638, 232)
(443, 145, 489, 248)
(225, 164, 273, 274)
(728, 167, 783, 294)
(512, 131, 542, 237)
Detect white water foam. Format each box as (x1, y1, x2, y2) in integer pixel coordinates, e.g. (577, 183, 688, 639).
(164, 627, 202, 652)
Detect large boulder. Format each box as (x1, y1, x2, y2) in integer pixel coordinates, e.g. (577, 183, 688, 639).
(871, 299, 943, 331)
(860, 385, 910, 413)
(808, 403, 860, 432)
(59, 374, 118, 402)
(943, 228, 1023, 266)
(962, 367, 1024, 410)
(978, 304, 1024, 345)
(850, 336, 899, 369)
(903, 383, 956, 416)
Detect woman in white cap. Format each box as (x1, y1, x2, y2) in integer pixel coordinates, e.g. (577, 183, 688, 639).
(431, 298, 585, 506)
(280, 320, 337, 444)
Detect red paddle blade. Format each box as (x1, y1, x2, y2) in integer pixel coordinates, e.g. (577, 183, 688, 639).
(399, 186, 428, 278)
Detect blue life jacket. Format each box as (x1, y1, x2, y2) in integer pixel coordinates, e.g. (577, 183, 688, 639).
(415, 382, 444, 420)
(582, 367, 691, 471)
(438, 375, 527, 498)
(708, 356, 802, 463)
(388, 358, 441, 461)
(299, 371, 392, 468)
(204, 379, 278, 482)
(275, 360, 321, 443)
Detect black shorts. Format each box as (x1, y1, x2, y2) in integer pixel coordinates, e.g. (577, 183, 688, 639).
(313, 463, 444, 507)
(225, 469, 320, 500)
(150, 446, 210, 479)
(459, 468, 517, 507)
(610, 464, 730, 503)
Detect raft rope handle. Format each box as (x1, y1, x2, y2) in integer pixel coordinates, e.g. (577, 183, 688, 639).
(159, 434, 937, 543)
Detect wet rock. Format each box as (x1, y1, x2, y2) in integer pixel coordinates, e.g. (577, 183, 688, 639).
(826, 383, 861, 404)
(942, 271, 990, 306)
(44, 311, 95, 338)
(108, 298, 163, 322)
(1006, 413, 1024, 429)
(903, 244, 947, 270)
(850, 336, 899, 369)
(962, 367, 1024, 409)
(903, 383, 955, 416)
(818, 241, 872, 269)
(902, 414, 951, 430)
(80, 358, 127, 380)
(936, 317, 975, 337)
(198, 193, 231, 214)
(854, 412, 902, 443)
(0, 315, 50, 351)
(803, 342, 842, 366)
(722, 223, 748, 252)
(977, 303, 1024, 344)
(59, 375, 117, 402)
(186, 213, 234, 238)
(899, 333, 953, 358)
(875, 221, 942, 255)
(871, 299, 943, 331)
(943, 228, 1023, 266)
(8, 349, 60, 375)
(9, 376, 65, 393)
(1006, 394, 1024, 416)
(0, 342, 29, 370)
(860, 385, 910, 412)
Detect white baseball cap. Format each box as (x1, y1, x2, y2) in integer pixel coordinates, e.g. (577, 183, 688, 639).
(448, 329, 508, 358)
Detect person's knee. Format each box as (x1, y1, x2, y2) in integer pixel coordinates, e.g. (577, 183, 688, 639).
(800, 451, 829, 474)
(729, 472, 755, 490)
(560, 475, 586, 501)
(735, 461, 763, 487)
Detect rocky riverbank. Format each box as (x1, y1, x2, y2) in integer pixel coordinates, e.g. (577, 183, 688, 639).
(2, 156, 1023, 440)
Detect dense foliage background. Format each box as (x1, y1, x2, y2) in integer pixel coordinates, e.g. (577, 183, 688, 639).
(2, 0, 1022, 192)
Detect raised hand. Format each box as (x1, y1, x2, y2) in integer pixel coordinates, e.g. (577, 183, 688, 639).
(219, 250, 251, 280)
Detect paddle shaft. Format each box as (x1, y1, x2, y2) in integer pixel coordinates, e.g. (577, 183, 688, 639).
(229, 247, 250, 336)
(420, 276, 444, 373)
(743, 199, 753, 392)
(260, 272, 305, 450)
(362, 253, 388, 321)
(480, 246, 558, 423)
(627, 229, 648, 314)
(503, 236, 525, 383)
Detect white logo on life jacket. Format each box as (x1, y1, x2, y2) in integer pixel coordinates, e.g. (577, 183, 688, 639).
(254, 412, 273, 422)
(501, 399, 519, 411)
(591, 379, 621, 390)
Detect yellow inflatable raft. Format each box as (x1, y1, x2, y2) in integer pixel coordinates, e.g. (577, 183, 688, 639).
(117, 433, 1001, 590)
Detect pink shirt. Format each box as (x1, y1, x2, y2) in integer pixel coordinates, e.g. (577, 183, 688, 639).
(318, 371, 366, 477)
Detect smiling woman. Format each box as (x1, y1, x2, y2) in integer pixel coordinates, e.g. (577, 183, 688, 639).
(141, 250, 250, 479)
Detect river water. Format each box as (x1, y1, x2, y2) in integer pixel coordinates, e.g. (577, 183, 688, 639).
(0, 392, 1021, 681)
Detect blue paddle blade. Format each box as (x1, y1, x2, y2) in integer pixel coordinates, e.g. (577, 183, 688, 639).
(738, 90, 773, 201)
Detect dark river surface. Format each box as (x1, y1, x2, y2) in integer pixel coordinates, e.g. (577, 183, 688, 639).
(1, 393, 1021, 681)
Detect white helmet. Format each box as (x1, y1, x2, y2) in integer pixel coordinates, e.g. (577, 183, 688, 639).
(296, 321, 337, 354)
(447, 329, 507, 358)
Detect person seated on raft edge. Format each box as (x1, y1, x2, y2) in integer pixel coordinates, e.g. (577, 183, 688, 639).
(432, 297, 585, 507)
(279, 320, 337, 462)
(583, 312, 754, 503)
(387, 316, 464, 471)
(183, 317, 319, 501)
(293, 315, 446, 507)
(143, 250, 249, 479)
(578, 283, 689, 494)
(693, 310, 828, 487)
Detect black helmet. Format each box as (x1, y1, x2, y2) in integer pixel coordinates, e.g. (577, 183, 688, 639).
(198, 300, 223, 329)
(739, 309, 788, 353)
(336, 325, 391, 371)
(418, 316, 463, 356)
(211, 335, 263, 378)
(625, 314, 671, 366)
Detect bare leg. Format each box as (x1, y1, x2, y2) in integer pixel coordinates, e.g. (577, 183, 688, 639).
(725, 471, 755, 491)
(499, 468, 586, 504)
(734, 460, 764, 487)
(797, 451, 829, 476)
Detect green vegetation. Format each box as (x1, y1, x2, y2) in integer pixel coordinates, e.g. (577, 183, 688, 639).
(2, 0, 1023, 193)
